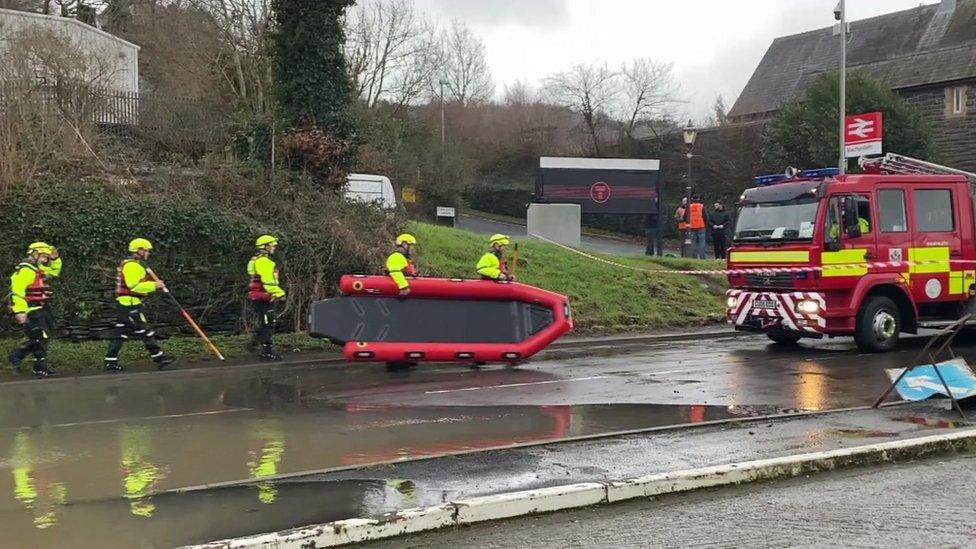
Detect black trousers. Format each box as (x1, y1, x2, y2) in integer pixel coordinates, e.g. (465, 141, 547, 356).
(12, 308, 54, 366)
(713, 232, 728, 259)
(106, 304, 163, 362)
(251, 300, 276, 348)
(644, 228, 658, 256)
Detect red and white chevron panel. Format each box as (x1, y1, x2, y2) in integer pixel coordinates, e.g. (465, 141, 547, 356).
(727, 290, 826, 333)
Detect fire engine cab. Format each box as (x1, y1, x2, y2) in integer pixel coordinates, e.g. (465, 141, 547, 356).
(727, 154, 976, 352)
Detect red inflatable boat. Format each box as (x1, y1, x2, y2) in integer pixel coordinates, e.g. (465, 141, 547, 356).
(309, 275, 573, 364)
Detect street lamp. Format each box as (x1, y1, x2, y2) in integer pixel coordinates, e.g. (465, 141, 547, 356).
(439, 79, 448, 153)
(682, 120, 697, 257)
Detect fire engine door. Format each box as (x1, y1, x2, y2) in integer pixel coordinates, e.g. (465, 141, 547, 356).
(908, 187, 967, 303)
(823, 194, 875, 278)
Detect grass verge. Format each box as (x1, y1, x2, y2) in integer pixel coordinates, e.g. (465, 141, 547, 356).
(0, 332, 334, 374)
(413, 222, 727, 333)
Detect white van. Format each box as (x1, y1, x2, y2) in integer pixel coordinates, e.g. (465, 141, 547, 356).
(345, 173, 397, 210)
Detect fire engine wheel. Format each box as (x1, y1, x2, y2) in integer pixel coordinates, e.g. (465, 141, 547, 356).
(766, 330, 802, 345)
(854, 296, 901, 353)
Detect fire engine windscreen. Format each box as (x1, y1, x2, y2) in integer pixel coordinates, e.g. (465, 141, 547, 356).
(734, 197, 820, 242)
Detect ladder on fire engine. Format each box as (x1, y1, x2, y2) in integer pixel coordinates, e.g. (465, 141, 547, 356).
(859, 153, 976, 184)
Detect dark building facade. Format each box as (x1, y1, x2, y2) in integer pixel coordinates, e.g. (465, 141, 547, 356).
(729, 0, 976, 172)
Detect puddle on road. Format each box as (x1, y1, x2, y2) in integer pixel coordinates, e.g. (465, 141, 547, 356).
(0, 397, 787, 547)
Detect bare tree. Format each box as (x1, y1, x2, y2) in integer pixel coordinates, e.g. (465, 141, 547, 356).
(440, 19, 493, 106)
(384, 20, 441, 112)
(503, 79, 534, 106)
(619, 58, 680, 141)
(711, 94, 730, 126)
(543, 61, 618, 156)
(345, 0, 443, 110)
(191, 0, 274, 115)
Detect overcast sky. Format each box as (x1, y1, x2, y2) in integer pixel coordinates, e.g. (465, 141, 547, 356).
(410, 0, 940, 120)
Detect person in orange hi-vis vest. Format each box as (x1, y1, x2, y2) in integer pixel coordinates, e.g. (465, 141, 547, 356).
(687, 195, 708, 259)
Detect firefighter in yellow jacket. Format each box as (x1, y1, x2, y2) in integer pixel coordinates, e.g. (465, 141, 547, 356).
(477, 234, 514, 281)
(8, 242, 62, 377)
(247, 235, 285, 360)
(386, 234, 418, 295)
(104, 238, 174, 371)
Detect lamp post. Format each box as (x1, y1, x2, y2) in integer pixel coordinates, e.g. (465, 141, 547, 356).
(836, 0, 847, 174)
(682, 120, 698, 258)
(439, 79, 447, 153)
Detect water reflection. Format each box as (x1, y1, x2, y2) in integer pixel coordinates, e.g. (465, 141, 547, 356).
(120, 426, 164, 517)
(11, 432, 68, 529)
(247, 419, 285, 504)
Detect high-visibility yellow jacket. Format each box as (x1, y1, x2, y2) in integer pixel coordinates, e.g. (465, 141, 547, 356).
(247, 255, 285, 301)
(476, 252, 506, 280)
(10, 258, 62, 314)
(116, 259, 157, 306)
(385, 251, 415, 290)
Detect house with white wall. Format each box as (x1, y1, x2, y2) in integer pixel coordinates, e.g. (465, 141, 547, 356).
(0, 7, 139, 93)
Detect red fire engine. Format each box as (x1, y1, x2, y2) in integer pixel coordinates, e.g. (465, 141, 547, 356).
(727, 154, 976, 352)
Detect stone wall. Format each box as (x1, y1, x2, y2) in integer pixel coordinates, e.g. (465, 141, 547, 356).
(900, 79, 976, 172)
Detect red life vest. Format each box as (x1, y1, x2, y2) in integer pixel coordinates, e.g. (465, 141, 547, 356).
(249, 255, 279, 302)
(688, 203, 706, 229)
(116, 259, 152, 298)
(20, 263, 51, 305)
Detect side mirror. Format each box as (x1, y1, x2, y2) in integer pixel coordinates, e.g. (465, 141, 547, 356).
(843, 196, 861, 238)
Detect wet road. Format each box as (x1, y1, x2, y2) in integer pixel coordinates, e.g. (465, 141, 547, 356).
(457, 213, 650, 256)
(1, 332, 972, 546)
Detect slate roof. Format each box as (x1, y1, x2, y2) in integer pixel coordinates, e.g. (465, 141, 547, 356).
(728, 0, 976, 120)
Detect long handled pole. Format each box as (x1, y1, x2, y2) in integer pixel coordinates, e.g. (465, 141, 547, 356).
(147, 270, 225, 361)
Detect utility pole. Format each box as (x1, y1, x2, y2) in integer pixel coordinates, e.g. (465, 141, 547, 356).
(440, 80, 446, 153)
(837, 0, 847, 174)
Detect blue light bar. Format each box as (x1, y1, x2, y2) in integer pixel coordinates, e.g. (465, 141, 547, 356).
(753, 167, 841, 186)
(799, 167, 840, 179)
(753, 174, 788, 186)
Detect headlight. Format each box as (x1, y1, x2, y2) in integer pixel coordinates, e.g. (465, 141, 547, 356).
(795, 299, 820, 314)
(726, 296, 738, 309)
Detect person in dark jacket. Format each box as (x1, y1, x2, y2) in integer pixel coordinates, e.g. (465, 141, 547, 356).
(711, 202, 730, 259)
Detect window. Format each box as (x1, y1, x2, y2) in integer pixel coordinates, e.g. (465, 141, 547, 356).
(878, 189, 907, 232)
(947, 86, 968, 117)
(914, 189, 954, 232)
(825, 195, 871, 240)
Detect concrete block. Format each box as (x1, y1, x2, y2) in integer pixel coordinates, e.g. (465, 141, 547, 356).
(454, 482, 607, 524)
(527, 203, 581, 248)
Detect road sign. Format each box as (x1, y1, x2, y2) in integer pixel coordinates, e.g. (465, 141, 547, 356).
(844, 111, 883, 158)
(436, 206, 456, 218)
(402, 186, 417, 203)
(885, 357, 976, 401)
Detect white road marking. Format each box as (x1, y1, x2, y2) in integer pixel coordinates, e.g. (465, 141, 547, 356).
(2, 407, 254, 431)
(425, 376, 608, 394)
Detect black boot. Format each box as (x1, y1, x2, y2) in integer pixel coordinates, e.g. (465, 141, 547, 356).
(153, 355, 175, 370)
(104, 359, 124, 372)
(32, 360, 58, 378)
(259, 347, 281, 361)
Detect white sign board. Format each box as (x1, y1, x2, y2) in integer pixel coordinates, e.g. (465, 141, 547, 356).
(436, 207, 456, 218)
